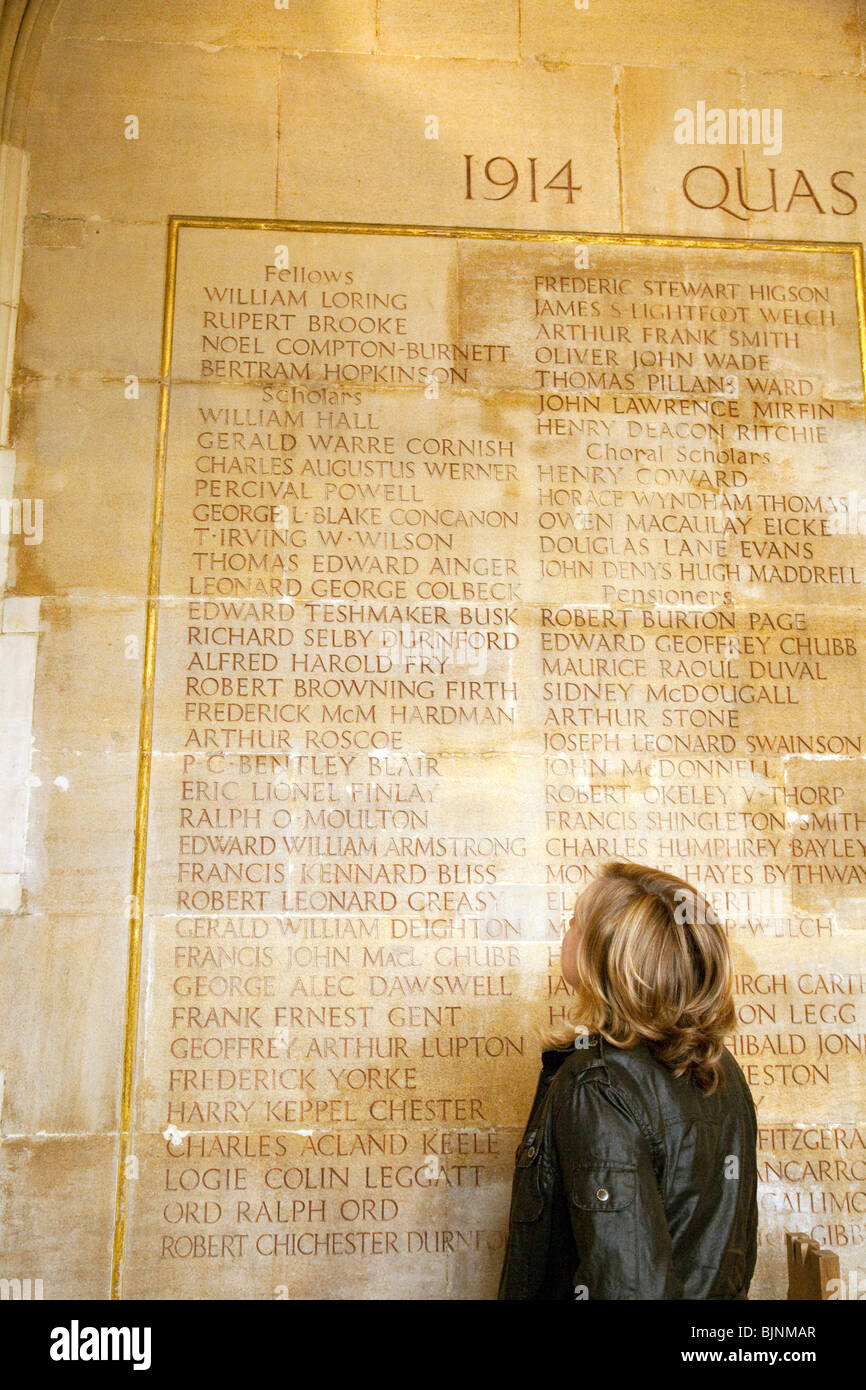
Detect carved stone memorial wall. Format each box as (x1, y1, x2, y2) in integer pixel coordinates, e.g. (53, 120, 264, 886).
(115, 222, 866, 1298)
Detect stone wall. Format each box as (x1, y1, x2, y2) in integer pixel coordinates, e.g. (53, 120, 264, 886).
(0, 0, 864, 1300)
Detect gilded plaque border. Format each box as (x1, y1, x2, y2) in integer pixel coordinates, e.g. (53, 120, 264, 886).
(109, 218, 866, 1298)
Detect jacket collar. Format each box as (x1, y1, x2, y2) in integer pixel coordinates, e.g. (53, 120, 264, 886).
(541, 1040, 599, 1075)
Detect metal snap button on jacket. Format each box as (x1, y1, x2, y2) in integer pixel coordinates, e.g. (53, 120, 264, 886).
(596, 1187, 609, 1202)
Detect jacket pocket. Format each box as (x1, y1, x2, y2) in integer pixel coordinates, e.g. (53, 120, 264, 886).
(510, 1130, 544, 1222)
(570, 1164, 636, 1213)
(568, 1165, 641, 1299)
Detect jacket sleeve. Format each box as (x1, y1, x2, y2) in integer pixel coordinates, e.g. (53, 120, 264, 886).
(497, 1070, 580, 1300)
(739, 1065, 759, 1296)
(551, 1072, 685, 1300)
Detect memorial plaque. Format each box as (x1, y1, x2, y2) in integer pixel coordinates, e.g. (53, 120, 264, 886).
(114, 222, 866, 1298)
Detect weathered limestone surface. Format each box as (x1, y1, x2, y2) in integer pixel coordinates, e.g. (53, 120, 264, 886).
(0, 1, 864, 1302)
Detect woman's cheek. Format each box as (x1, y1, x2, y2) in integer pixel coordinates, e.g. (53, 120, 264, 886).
(561, 923, 580, 989)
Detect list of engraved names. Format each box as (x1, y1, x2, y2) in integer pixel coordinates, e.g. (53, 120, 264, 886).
(126, 228, 866, 1297)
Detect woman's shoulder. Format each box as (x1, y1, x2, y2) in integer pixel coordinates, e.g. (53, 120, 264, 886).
(542, 1039, 659, 1155)
(542, 1033, 744, 1087)
(599, 1039, 756, 1125)
(541, 1040, 757, 1171)
(546, 1037, 744, 1122)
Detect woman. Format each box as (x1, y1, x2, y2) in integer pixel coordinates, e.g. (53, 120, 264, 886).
(498, 859, 758, 1300)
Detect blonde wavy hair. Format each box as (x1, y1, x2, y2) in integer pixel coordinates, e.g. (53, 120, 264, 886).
(544, 860, 736, 1094)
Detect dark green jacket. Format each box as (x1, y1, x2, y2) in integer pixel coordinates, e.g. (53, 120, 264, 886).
(498, 1036, 758, 1300)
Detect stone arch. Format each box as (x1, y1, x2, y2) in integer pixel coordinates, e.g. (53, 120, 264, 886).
(0, 0, 62, 145)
